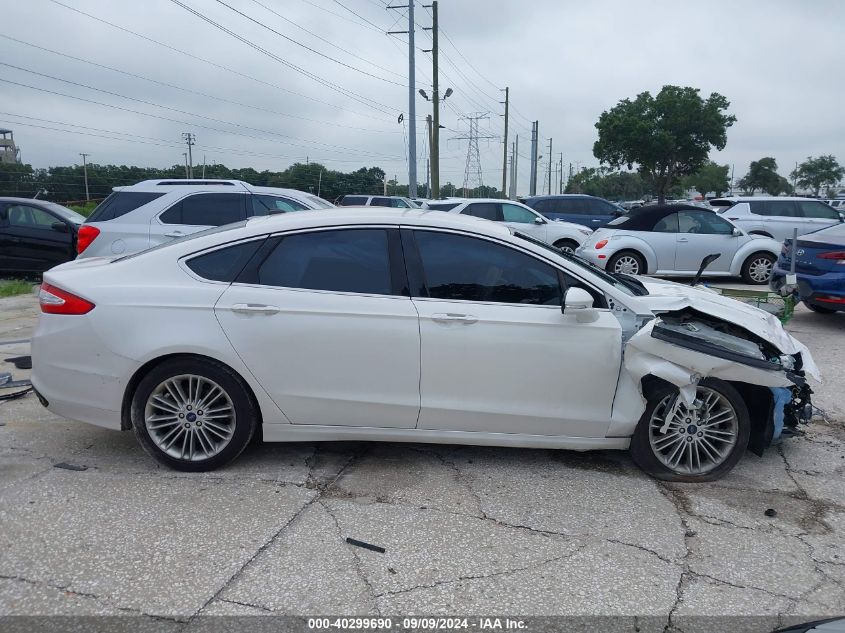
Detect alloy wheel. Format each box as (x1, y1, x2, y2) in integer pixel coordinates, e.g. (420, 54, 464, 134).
(613, 255, 640, 275)
(748, 256, 774, 283)
(144, 374, 236, 461)
(648, 386, 739, 475)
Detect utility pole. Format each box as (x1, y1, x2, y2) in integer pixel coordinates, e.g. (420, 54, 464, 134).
(183, 152, 189, 178)
(317, 169, 323, 197)
(426, 114, 433, 197)
(512, 134, 518, 199)
(547, 138, 553, 195)
(182, 132, 195, 178)
(79, 153, 90, 201)
(388, 0, 418, 198)
(500, 86, 509, 198)
(202, 154, 206, 178)
(559, 152, 563, 194)
(529, 121, 538, 196)
(428, 1, 440, 198)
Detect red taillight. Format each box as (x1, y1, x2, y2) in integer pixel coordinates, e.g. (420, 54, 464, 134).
(39, 283, 95, 315)
(76, 225, 100, 254)
(816, 295, 845, 304)
(818, 251, 845, 263)
(595, 239, 608, 250)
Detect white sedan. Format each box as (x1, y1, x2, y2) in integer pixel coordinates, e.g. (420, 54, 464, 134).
(31, 209, 818, 481)
(576, 204, 782, 284)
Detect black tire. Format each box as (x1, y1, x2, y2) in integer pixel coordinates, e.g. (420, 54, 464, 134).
(741, 252, 776, 284)
(806, 301, 835, 314)
(630, 378, 750, 482)
(553, 239, 579, 254)
(607, 250, 645, 275)
(131, 357, 258, 472)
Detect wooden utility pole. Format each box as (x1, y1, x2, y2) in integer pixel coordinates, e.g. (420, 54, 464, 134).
(500, 86, 508, 198)
(79, 153, 90, 201)
(431, 0, 440, 198)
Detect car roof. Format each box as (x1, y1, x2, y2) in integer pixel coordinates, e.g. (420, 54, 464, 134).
(526, 194, 595, 200)
(0, 197, 57, 204)
(113, 179, 251, 192)
(611, 203, 714, 231)
(711, 196, 823, 202)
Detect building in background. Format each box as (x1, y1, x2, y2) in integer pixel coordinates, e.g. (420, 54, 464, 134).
(0, 129, 21, 164)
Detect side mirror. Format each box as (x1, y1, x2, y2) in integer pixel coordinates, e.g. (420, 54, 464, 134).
(51, 221, 70, 233)
(534, 216, 546, 225)
(732, 227, 742, 236)
(562, 287, 598, 323)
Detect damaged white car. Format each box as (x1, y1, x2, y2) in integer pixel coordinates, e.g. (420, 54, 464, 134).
(30, 209, 819, 481)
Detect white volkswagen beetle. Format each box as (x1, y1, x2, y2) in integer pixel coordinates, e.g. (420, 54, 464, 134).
(31, 209, 818, 481)
(576, 204, 782, 284)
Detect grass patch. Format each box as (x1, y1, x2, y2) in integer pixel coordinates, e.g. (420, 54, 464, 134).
(0, 279, 34, 298)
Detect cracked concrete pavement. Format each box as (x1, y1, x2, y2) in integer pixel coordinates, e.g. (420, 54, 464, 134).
(0, 293, 843, 631)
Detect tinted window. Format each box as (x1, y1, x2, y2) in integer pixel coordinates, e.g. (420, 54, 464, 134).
(501, 203, 536, 223)
(589, 199, 617, 215)
(749, 201, 798, 217)
(414, 231, 562, 305)
(257, 229, 392, 295)
(653, 213, 679, 232)
(186, 240, 262, 282)
(426, 202, 461, 211)
(161, 193, 246, 226)
(252, 195, 307, 216)
(461, 203, 501, 221)
(558, 199, 590, 215)
(339, 196, 368, 206)
(87, 191, 166, 222)
(678, 210, 733, 235)
(797, 200, 840, 220)
(6, 205, 57, 229)
(370, 197, 392, 207)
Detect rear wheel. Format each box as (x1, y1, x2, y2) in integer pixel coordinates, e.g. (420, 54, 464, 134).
(741, 252, 776, 284)
(607, 250, 645, 275)
(630, 378, 750, 482)
(131, 358, 257, 471)
(553, 239, 579, 255)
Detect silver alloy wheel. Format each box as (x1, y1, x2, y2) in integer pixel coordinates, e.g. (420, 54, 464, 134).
(144, 374, 236, 461)
(748, 256, 774, 283)
(613, 255, 640, 275)
(558, 243, 575, 255)
(648, 386, 739, 475)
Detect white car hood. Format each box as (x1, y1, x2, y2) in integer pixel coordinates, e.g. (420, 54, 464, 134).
(619, 278, 820, 403)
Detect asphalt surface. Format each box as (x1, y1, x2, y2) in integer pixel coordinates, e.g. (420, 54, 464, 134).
(0, 290, 843, 631)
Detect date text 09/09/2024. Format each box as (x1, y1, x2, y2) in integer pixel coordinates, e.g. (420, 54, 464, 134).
(308, 618, 528, 630)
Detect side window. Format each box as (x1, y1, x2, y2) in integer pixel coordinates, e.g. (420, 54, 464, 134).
(797, 201, 840, 220)
(559, 199, 588, 215)
(161, 194, 246, 226)
(370, 197, 391, 207)
(678, 210, 733, 235)
(252, 195, 307, 216)
(501, 203, 537, 224)
(590, 199, 617, 216)
(653, 213, 679, 233)
(256, 229, 394, 295)
(531, 200, 554, 215)
(749, 201, 797, 217)
(413, 231, 562, 306)
(87, 192, 165, 222)
(339, 196, 368, 206)
(6, 205, 57, 229)
(185, 240, 263, 282)
(461, 203, 501, 221)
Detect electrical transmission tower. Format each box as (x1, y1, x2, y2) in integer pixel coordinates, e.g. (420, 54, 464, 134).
(452, 113, 496, 196)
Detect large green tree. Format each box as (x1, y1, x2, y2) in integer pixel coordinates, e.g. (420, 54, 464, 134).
(564, 168, 649, 201)
(685, 161, 730, 199)
(739, 157, 792, 195)
(593, 85, 736, 204)
(791, 155, 844, 197)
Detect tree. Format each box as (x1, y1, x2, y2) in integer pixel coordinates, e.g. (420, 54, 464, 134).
(740, 157, 792, 195)
(593, 85, 736, 204)
(564, 168, 648, 200)
(685, 162, 729, 199)
(791, 155, 844, 197)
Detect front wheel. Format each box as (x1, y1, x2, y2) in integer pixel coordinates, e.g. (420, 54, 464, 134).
(741, 252, 776, 284)
(607, 251, 645, 275)
(131, 358, 258, 471)
(630, 378, 750, 482)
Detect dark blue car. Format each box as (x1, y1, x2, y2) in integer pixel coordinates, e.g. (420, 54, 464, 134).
(771, 222, 845, 314)
(522, 194, 625, 229)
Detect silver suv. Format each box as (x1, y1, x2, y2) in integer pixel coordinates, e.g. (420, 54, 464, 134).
(710, 196, 843, 242)
(77, 179, 334, 258)
(337, 195, 419, 208)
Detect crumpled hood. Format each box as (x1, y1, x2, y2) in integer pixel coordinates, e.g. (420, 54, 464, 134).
(633, 277, 820, 381)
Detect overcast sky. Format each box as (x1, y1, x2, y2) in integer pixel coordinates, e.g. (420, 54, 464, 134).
(3, 0, 843, 196)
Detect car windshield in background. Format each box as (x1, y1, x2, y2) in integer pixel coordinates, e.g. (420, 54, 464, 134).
(305, 195, 334, 209)
(512, 230, 640, 296)
(113, 220, 249, 262)
(42, 202, 86, 223)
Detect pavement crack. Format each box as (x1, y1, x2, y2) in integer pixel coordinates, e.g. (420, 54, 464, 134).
(215, 597, 275, 614)
(605, 539, 677, 566)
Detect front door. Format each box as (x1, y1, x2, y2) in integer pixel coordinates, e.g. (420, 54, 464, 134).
(214, 227, 421, 428)
(673, 209, 738, 273)
(404, 229, 622, 438)
(0, 204, 74, 272)
(501, 203, 547, 241)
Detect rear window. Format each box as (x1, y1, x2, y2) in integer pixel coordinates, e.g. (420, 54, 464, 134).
(87, 191, 165, 222)
(185, 239, 263, 282)
(339, 196, 368, 206)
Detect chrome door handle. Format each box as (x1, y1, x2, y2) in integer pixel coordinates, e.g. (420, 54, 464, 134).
(677, 237, 689, 242)
(230, 303, 280, 315)
(165, 231, 185, 238)
(431, 313, 478, 324)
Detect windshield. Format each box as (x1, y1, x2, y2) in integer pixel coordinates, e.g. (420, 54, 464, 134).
(512, 231, 640, 296)
(304, 195, 335, 209)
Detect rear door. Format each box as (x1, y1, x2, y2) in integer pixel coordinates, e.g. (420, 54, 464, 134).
(214, 227, 421, 428)
(406, 228, 622, 437)
(747, 201, 800, 241)
(795, 200, 843, 235)
(153, 192, 248, 246)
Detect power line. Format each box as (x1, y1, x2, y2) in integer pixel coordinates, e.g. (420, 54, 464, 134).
(43, 0, 393, 122)
(0, 35, 400, 135)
